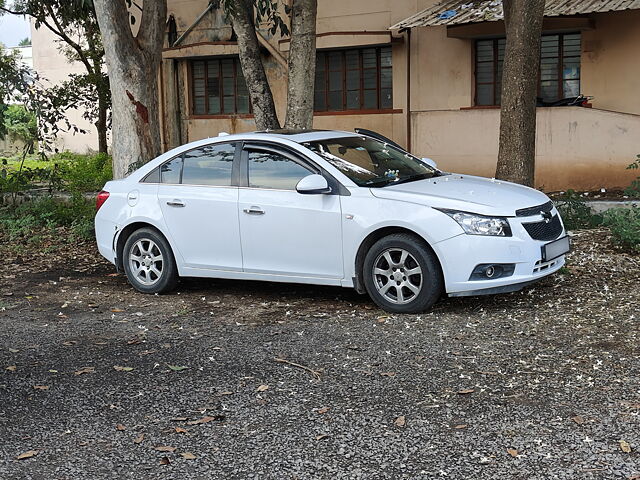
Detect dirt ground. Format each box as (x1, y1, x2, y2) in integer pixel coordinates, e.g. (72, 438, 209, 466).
(0, 228, 638, 479)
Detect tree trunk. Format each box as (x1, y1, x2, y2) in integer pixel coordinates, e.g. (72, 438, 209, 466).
(228, 0, 280, 130)
(284, 0, 317, 130)
(495, 0, 545, 187)
(93, 0, 167, 179)
(96, 92, 109, 154)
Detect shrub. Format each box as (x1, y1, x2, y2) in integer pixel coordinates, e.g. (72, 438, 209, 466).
(0, 194, 95, 241)
(54, 152, 112, 193)
(555, 190, 602, 230)
(603, 207, 640, 253)
(625, 155, 640, 198)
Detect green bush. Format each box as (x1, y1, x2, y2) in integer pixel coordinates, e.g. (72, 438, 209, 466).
(603, 207, 640, 253)
(0, 194, 95, 241)
(555, 190, 603, 230)
(625, 155, 640, 198)
(54, 152, 112, 193)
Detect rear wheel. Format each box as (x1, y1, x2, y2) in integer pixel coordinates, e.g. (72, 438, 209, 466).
(123, 228, 178, 294)
(363, 233, 443, 313)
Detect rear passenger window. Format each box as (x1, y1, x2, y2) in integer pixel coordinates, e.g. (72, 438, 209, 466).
(161, 157, 183, 184)
(182, 143, 236, 186)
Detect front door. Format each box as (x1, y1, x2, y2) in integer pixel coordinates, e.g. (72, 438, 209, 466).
(158, 142, 242, 271)
(238, 147, 344, 279)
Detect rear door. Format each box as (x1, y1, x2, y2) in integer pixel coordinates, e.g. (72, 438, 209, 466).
(238, 144, 344, 279)
(158, 142, 242, 271)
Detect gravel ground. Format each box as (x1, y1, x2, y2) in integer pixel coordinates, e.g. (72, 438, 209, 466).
(0, 228, 638, 479)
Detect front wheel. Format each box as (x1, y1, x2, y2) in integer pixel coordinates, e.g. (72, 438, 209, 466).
(122, 228, 178, 294)
(363, 233, 443, 313)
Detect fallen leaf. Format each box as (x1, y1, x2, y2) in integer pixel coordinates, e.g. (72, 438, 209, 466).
(174, 427, 188, 434)
(127, 338, 142, 345)
(133, 433, 145, 444)
(8, 348, 19, 353)
(187, 416, 218, 425)
(62, 341, 77, 346)
(154, 446, 176, 453)
(453, 424, 468, 429)
(317, 407, 330, 414)
(167, 364, 188, 372)
(48, 370, 58, 373)
(107, 273, 120, 278)
(74, 367, 95, 375)
(620, 440, 632, 453)
(218, 391, 234, 396)
(116, 424, 126, 431)
(159, 456, 171, 465)
(315, 434, 330, 441)
(507, 448, 519, 457)
(571, 415, 585, 425)
(170, 417, 188, 422)
(181, 452, 197, 460)
(380, 372, 396, 377)
(5, 365, 16, 372)
(256, 384, 269, 392)
(113, 366, 134, 372)
(16, 450, 39, 460)
(394, 415, 406, 427)
(457, 388, 475, 395)
(33, 385, 49, 390)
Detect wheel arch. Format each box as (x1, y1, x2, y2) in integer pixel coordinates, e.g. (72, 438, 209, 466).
(353, 226, 444, 294)
(115, 222, 172, 273)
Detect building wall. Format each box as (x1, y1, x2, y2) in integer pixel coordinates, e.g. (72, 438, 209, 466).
(407, 9, 640, 190)
(29, 22, 100, 153)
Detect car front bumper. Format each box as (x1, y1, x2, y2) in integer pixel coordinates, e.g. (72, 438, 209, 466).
(432, 232, 567, 296)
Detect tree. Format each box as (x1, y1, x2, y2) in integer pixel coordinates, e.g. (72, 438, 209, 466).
(225, 0, 318, 130)
(225, 0, 283, 130)
(284, 0, 317, 130)
(0, 44, 82, 152)
(2, 1, 110, 154)
(93, 0, 166, 179)
(18, 37, 31, 46)
(495, 0, 546, 187)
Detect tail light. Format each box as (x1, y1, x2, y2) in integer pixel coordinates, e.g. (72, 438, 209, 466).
(96, 190, 110, 211)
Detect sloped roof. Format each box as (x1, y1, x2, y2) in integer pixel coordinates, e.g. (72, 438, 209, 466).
(390, 0, 640, 29)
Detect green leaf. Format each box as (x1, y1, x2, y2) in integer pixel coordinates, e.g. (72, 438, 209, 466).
(167, 364, 189, 372)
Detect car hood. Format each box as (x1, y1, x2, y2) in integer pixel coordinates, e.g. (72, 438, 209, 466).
(370, 174, 550, 216)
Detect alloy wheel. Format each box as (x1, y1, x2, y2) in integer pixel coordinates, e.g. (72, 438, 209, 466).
(372, 248, 423, 305)
(129, 238, 164, 286)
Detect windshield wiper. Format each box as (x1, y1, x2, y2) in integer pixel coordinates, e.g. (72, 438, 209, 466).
(391, 173, 434, 186)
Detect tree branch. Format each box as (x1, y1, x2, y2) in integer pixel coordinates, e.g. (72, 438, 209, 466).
(137, 0, 167, 54)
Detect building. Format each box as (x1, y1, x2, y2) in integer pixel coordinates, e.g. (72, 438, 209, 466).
(32, 0, 640, 190)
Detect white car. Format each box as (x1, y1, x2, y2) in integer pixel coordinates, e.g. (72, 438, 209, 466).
(95, 129, 570, 313)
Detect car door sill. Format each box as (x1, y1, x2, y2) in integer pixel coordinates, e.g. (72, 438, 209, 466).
(180, 266, 343, 286)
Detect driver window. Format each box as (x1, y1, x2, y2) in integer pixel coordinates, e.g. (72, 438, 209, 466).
(247, 151, 312, 190)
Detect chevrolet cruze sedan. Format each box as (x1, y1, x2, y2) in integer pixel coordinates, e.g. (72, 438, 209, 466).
(95, 130, 570, 313)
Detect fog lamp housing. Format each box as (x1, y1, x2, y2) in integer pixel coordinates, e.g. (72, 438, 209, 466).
(469, 263, 516, 281)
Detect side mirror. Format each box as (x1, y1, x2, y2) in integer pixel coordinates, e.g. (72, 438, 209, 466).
(296, 174, 332, 195)
(422, 157, 438, 169)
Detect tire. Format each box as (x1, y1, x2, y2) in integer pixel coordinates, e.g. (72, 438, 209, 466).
(122, 228, 178, 294)
(363, 233, 443, 313)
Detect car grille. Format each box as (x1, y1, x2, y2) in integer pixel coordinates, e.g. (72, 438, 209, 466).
(516, 201, 553, 217)
(522, 214, 563, 241)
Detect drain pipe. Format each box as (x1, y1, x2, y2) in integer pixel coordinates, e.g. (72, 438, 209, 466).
(400, 27, 412, 152)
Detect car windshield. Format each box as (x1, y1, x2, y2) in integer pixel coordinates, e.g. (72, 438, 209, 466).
(304, 136, 438, 187)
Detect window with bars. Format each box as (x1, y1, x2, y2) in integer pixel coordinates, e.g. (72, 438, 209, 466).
(475, 33, 581, 106)
(314, 46, 393, 112)
(191, 57, 251, 115)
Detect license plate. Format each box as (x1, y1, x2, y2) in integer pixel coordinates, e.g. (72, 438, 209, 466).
(541, 236, 570, 262)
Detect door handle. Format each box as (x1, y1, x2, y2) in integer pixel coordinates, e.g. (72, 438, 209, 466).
(166, 200, 185, 208)
(243, 206, 265, 215)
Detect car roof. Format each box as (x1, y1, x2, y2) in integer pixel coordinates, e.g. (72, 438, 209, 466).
(215, 129, 361, 144)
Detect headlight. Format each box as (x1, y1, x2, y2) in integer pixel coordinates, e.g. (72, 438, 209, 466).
(438, 209, 512, 237)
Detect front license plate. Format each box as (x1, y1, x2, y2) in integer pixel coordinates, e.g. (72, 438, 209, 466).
(541, 236, 570, 262)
